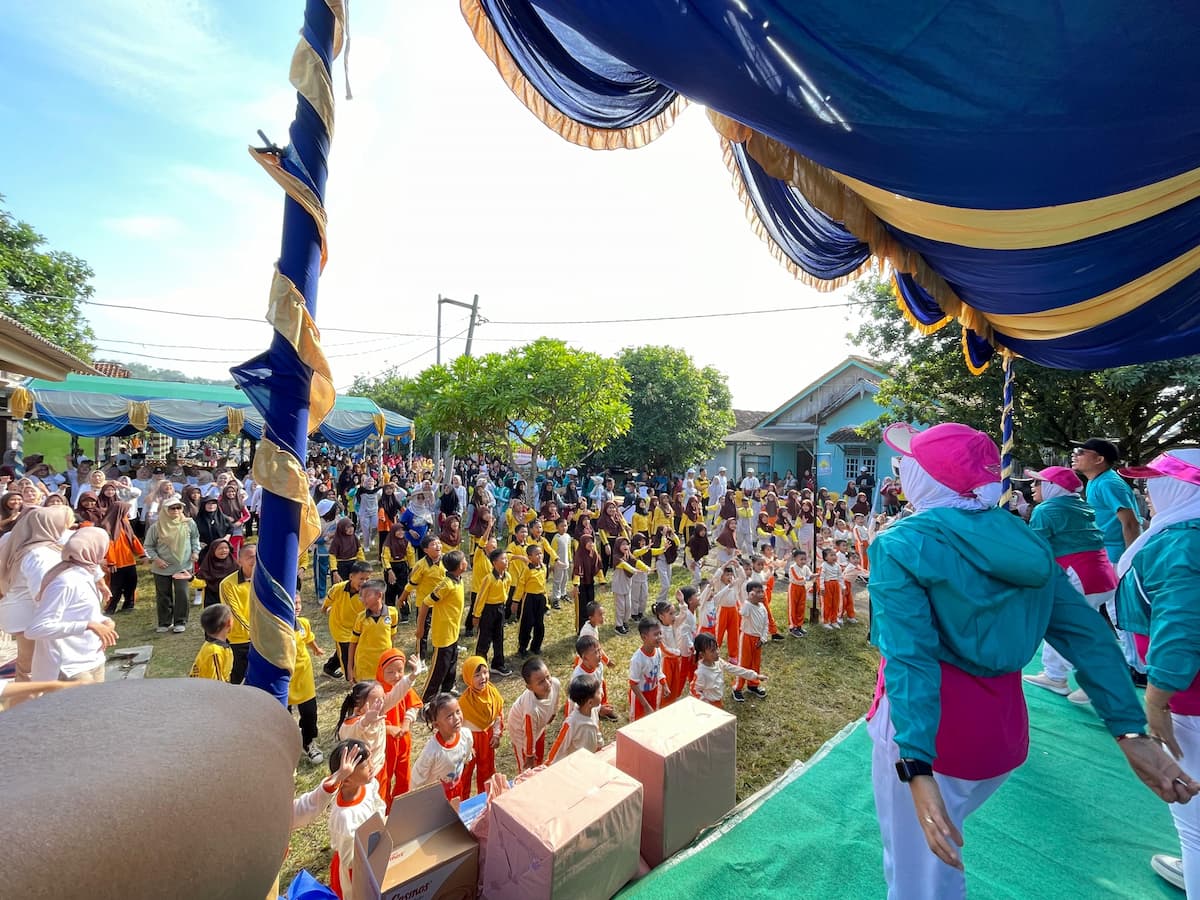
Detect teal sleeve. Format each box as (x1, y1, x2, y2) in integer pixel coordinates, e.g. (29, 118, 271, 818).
(867, 534, 943, 764)
(1027, 505, 1055, 545)
(1141, 538, 1200, 692)
(1042, 567, 1145, 735)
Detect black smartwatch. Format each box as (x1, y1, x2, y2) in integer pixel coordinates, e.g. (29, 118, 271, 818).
(895, 758, 934, 782)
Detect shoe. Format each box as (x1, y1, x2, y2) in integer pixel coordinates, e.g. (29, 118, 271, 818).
(172, 624, 186, 633)
(631, 613, 643, 621)
(749, 686, 767, 699)
(491, 666, 513, 678)
(120, 602, 135, 612)
(822, 623, 834, 630)
(155, 626, 170, 634)
(325, 668, 344, 679)
(400, 615, 410, 625)
(614, 625, 629, 636)
(731, 690, 746, 703)
(1067, 688, 1091, 705)
(192, 596, 202, 606)
(831, 622, 841, 629)
(771, 633, 785, 642)
(518, 649, 530, 658)
(303, 744, 324, 765)
(1022, 672, 1070, 696)
(788, 627, 806, 638)
(1150, 854, 1185, 890)
(551, 600, 561, 610)
(845, 617, 858, 625)
(1130, 667, 1149, 689)
(103, 605, 117, 616)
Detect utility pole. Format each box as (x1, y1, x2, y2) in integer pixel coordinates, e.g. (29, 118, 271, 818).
(433, 294, 482, 479)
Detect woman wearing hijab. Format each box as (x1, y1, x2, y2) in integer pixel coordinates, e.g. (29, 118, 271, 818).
(595, 500, 628, 573)
(144, 498, 200, 633)
(438, 513, 462, 550)
(218, 483, 249, 556)
(570, 532, 604, 633)
(686, 522, 711, 585)
(1113, 448, 1200, 892)
(0, 490, 23, 535)
(194, 496, 231, 555)
(25, 527, 118, 683)
(329, 517, 364, 581)
(0, 506, 76, 681)
(196, 537, 238, 608)
(713, 516, 738, 566)
(42, 492, 67, 508)
(144, 478, 176, 528)
(867, 423, 1197, 897)
(379, 482, 404, 560)
(74, 491, 103, 527)
(179, 484, 203, 520)
(96, 482, 146, 615)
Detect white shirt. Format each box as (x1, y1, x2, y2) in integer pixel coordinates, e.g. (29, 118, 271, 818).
(552, 533, 573, 569)
(578, 621, 600, 642)
(692, 659, 761, 703)
(709, 475, 728, 505)
(677, 608, 697, 658)
(740, 475, 761, 493)
(740, 601, 770, 642)
(328, 782, 387, 892)
(628, 647, 664, 694)
(788, 562, 813, 587)
(25, 565, 107, 679)
(549, 708, 603, 763)
(507, 679, 563, 758)
(0, 544, 61, 633)
(683, 477, 697, 501)
(412, 726, 474, 793)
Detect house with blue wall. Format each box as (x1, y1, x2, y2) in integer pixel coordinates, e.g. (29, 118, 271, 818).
(702, 356, 892, 494)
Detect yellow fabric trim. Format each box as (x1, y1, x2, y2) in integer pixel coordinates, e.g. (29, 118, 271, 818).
(250, 576, 298, 674)
(248, 148, 329, 271)
(891, 272, 952, 336)
(372, 412, 386, 438)
(962, 330, 992, 375)
(833, 166, 1200, 251)
(266, 270, 336, 429)
(128, 400, 150, 431)
(225, 407, 245, 436)
(718, 137, 873, 292)
(253, 436, 322, 552)
(290, 40, 335, 139)
(8, 387, 33, 420)
(461, 0, 687, 150)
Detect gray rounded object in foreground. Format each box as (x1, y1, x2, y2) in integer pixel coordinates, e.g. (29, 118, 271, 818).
(0, 679, 300, 899)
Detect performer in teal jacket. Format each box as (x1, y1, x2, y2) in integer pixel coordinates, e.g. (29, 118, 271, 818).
(866, 422, 1197, 899)
(1115, 448, 1200, 893)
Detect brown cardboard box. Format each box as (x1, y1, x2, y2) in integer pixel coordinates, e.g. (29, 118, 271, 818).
(351, 784, 478, 900)
(615, 696, 737, 866)
(481, 749, 642, 899)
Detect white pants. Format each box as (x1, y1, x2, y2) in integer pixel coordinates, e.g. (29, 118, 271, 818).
(1041, 581, 1115, 681)
(1171, 712, 1200, 896)
(656, 557, 673, 604)
(687, 559, 702, 585)
(551, 562, 570, 601)
(631, 574, 648, 618)
(869, 694, 1010, 899)
(614, 589, 631, 624)
(359, 518, 375, 552)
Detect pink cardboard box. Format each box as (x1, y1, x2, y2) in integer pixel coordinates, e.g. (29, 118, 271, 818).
(615, 697, 737, 866)
(482, 749, 642, 899)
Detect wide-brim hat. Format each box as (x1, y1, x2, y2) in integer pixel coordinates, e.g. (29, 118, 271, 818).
(883, 422, 1001, 495)
(1022, 465, 1082, 493)
(1119, 449, 1200, 485)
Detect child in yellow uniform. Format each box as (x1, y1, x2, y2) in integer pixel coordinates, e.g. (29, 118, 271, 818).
(472, 549, 513, 678)
(516, 544, 549, 657)
(422, 550, 468, 701)
(290, 595, 326, 764)
(347, 580, 396, 683)
(465, 521, 496, 638)
(505, 523, 530, 622)
(217, 543, 257, 685)
(188, 603, 232, 681)
(402, 534, 445, 661)
(321, 561, 371, 680)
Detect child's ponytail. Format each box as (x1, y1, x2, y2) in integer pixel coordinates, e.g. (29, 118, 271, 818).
(335, 681, 376, 735)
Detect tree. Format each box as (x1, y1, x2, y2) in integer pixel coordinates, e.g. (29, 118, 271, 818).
(594, 345, 735, 474)
(847, 274, 1200, 464)
(0, 197, 95, 360)
(410, 338, 632, 479)
(348, 370, 432, 454)
(98, 360, 235, 386)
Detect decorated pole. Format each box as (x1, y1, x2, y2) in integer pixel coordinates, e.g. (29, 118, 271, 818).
(232, 0, 343, 703)
(999, 352, 1016, 508)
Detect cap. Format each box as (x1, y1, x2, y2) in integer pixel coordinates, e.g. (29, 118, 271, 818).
(164, 497, 184, 508)
(882, 422, 1001, 495)
(1023, 465, 1082, 493)
(1119, 448, 1200, 485)
(1071, 438, 1120, 464)
(316, 498, 336, 516)
(746, 468, 755, 474)
(718, 466, 727, 472)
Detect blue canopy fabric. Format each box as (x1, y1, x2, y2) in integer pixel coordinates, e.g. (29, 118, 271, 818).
(461, 0, 1200, 372)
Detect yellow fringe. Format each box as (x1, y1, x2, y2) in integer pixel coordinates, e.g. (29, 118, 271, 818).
(717, 137, 873, 292)
(890, 272, 953, 336)
(460, 0, 688, 150)
(961, 329, 993, 375)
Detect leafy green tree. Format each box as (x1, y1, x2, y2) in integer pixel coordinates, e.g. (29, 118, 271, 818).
(348, 370, 431, 454)
(595, 345, 735, 474)
(410, 338, 632, 479)
(847, 274, 1200, 464)
(0, 197, 95, 360)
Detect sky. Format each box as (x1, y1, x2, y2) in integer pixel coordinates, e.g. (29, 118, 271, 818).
(0, 0, 864, 412)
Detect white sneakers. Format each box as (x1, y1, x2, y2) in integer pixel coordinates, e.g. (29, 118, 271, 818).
(1022, 672, 1070, 696)
(1150, 854, 1184, 890)
(1067, 688, 1091, 705)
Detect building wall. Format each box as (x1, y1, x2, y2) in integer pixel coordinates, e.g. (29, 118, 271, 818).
(816, 393, 887, 494)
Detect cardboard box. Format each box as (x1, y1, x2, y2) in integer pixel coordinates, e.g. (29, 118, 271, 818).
(482, 749, 642, 899)
(615, 696, 737, 866)
(351, 784, 479, 900)
(595, 742, 617, 769)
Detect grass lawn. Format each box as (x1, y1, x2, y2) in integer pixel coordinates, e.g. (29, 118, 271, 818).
(119, 542, 878, 887)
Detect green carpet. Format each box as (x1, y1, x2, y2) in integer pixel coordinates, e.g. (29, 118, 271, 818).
(622, 657, 1182, 899)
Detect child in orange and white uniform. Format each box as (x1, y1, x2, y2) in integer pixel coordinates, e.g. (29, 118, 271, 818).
(546, 673, 604, 763)
(334, 667, 420, 789)
(852, 513, 871, 573)
(411, 693, 474, 805)
(578, 600, 608, 646)
(840, 550, 866, 625)
(786, 549, 813, 637)
(506, 655, 562, 770)
(326, 738, 385, 899)
(458, 655, 504, 797)
(751, 552, 785, 643)
(696, 578, 718, 637)
(629, 617, 669, 721)
(676, 586, 699, 689)
(653, 601, 686, 705)
(712, 561, 746, 663)
(568, 633, 616, 720)
(732, 580, 770, 702)
(690, 633, 766, 708)
(819, 548, 844, 630)
(374, 649, 422, 811)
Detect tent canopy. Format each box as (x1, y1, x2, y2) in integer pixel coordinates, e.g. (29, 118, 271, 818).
(22, 374, 410, 447)
(463, 0, 1200, 373)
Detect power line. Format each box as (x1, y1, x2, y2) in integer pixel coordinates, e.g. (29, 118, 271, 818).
(486, 296, 891, 326)
(93, 333, 399, 353)
(338, 325, 472, 390)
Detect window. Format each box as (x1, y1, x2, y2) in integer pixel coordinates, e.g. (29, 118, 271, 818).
(740, 455, 771, 479)
(844, 447, 876, 482)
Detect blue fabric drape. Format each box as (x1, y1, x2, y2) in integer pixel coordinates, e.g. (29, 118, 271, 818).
(729, 140, 868, 280)
(479, 0, 678, 129)
(146, 414, 231, 442)
(34, 412, 137, 438)
(893, 273, 947, 330)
